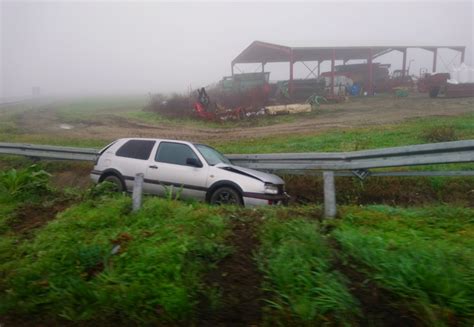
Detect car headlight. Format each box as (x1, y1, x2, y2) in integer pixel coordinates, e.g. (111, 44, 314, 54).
(264, 183, 279, 195)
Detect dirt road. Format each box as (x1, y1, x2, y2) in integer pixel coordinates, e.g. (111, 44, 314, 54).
(15, 95, 474, 143)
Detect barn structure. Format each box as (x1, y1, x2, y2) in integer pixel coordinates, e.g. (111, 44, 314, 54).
(231, 41, 466, 96)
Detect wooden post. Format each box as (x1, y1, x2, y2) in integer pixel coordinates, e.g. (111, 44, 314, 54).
(323, 171, 336, 218)
(132, 173, 144, 212)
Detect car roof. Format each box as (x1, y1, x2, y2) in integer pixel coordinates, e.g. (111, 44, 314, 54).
(117, 137, 194, 145)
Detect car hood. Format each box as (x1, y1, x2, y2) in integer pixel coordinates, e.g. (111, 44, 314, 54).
(215, 163, 284, 184)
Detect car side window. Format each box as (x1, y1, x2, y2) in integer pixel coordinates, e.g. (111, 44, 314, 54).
(155, 142, 201, 166)
(116, 140, 156, 160)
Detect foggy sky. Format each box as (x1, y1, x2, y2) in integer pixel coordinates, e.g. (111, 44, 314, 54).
(1, 0, 473, 98)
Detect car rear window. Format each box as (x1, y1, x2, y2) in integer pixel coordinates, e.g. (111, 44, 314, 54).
(116, 140, 156, 160)
(155, 142, 200, 166)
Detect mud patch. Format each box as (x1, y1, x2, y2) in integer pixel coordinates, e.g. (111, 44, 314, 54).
(198, 216, 263, 326)
(51, 167, 93, 190)
(10, 199, 73, 236)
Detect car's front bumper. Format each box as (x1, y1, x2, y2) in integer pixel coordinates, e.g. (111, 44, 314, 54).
(243, 192, 290, 206)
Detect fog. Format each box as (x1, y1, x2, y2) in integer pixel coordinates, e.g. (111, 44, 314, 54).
(1, 0, 473, 98)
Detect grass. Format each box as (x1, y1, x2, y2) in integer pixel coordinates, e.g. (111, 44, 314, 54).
(333, 205, 474, 326)
(0, 195, 231, 323)
(0, 166, 472, 324)
(256, 208, 359, 325)
(213, 113, 474, 154)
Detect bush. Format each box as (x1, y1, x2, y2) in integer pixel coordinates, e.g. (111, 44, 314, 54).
(422, 126, 458, 143)
(145, 93, 193, 118)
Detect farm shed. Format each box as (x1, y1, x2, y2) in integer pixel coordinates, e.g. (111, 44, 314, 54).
(231, 41, 466, 96)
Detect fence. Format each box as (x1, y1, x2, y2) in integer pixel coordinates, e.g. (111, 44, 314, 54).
(1, 140, 473, 217)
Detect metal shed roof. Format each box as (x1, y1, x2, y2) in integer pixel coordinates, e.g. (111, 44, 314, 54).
(232, 41, 466, 64)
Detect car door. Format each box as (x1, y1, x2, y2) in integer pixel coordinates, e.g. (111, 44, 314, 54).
(112, 139, 156, 191)
(145, 141, 209, 200)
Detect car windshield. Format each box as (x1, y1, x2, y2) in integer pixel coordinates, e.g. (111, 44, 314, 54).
(195, 144, 231, 166)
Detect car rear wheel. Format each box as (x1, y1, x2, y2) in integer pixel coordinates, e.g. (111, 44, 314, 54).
(210, 187, 243, 206)
(102, 175, 125, 192)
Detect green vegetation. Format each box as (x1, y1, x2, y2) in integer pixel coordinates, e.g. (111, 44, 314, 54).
(334, 205, 474, 326)
(214, 113, 474, 154)
(257, 211, 358, 325)
(0, 165, 54, 231)
(0, 195, 231, 323)
(0, 166, 472, 325)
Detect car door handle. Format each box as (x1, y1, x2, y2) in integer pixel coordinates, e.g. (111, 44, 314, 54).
(149, 165, 158, 169)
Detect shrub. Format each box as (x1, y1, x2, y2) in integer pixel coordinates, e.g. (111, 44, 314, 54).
(145, 93, 192, 118)
(422, 126, 458, 143)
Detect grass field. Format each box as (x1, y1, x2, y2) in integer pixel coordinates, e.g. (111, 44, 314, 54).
(0, 168, 472, 325)
(215, 113, 474, 153)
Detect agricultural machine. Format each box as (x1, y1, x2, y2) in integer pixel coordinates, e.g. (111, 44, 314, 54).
(417, 73, 474, 98)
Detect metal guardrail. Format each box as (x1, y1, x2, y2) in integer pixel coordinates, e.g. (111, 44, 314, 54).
(1, 140, 473, 169)
(0, 143, 99, 161)
(1, 140, 473, 217)
(227, 140, 474, 170)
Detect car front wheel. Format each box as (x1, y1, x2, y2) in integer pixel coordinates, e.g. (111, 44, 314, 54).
(210, 187, 243, 206)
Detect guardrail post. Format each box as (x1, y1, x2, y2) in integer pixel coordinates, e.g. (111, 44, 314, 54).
(323, 171, 336, 219)
(132, 173, 144, 212)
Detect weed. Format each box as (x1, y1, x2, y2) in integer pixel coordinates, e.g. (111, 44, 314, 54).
(84, 181, 122, 200)
(257, 214, 359, 325)
(0, 165, 51, 200)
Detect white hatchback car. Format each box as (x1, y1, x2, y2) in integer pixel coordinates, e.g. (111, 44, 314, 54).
(91, 138, 288, 206)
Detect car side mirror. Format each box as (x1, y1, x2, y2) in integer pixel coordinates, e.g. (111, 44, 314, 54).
(186, 157, 203, 168)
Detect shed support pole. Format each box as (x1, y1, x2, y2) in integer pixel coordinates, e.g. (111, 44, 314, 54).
(289, 50, 294, 98)
(231, 63, 235, 76)
(402, 49, 407, 78)
(432, 48, 438, 73)
(261, 62, 265, 73)
(318, 61, 321, 77)
(331, 49, 335, 97)
(323, 171, 336, 219)
(367, 48, 373, 96)
(460, 49, 465, 64)
(132, 173, 144, 212)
